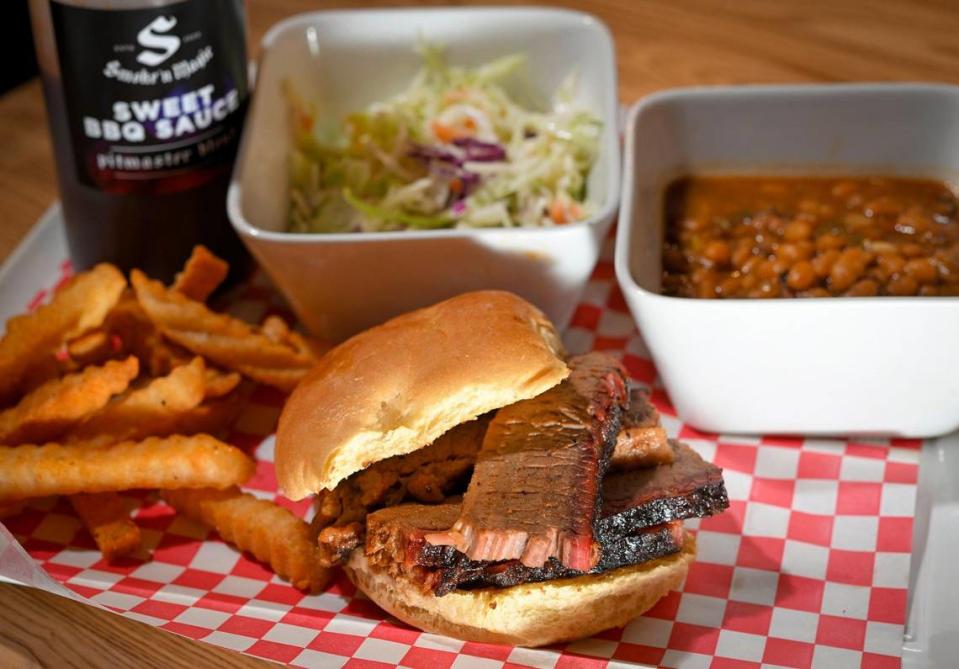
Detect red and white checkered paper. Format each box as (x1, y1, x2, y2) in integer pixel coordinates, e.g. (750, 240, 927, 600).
(1, 236, 918, 669)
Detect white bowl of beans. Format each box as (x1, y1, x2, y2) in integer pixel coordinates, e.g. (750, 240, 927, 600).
(616, 84, 959, 438)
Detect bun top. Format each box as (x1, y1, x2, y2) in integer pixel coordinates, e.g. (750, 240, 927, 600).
(275, 291, 568, 499)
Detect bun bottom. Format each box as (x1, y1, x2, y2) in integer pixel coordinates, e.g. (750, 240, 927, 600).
(344, 534, 695, 647)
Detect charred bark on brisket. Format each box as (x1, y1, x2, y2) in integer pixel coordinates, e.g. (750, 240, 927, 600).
(368, 501, 684, 595)
(599, 441, 728, 541)
(367, 441, 728, 595)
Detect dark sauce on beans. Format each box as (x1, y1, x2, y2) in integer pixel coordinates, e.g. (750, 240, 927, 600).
(662, 176, 959, 298)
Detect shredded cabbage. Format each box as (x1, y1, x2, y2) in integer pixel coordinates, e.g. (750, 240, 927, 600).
(286, 44, 602, 233)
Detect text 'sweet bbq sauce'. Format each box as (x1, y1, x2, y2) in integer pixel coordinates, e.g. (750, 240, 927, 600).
(29, 0, 251, 285)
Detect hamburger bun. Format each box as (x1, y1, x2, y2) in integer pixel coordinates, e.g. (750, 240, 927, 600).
(276, 291, 568, 500)
(344, 534, 695, 647)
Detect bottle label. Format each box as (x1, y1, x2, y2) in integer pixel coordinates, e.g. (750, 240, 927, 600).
(49, 0, 248, 194)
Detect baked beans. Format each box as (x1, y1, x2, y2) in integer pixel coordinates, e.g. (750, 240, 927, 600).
(661, 176, 959, 298)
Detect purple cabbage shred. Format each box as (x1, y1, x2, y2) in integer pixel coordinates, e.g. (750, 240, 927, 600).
(452, 137, 507, 162)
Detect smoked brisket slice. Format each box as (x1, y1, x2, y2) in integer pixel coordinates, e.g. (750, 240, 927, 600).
(368, 441, 728, 595)
(311, 382, 666, 568)
(610, 391, 672, 470)
(368, 503, 684, 595)
(599, 441, 728, 542)
(425, 353, 629, 571)
(310, 417, 488, 566)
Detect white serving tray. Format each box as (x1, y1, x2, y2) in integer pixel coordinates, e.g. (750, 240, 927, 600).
(1, 206, 956, 667)
(902, 431, 959, 668)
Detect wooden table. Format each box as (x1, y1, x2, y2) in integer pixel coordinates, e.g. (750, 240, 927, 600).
(1, 0, 957, 666)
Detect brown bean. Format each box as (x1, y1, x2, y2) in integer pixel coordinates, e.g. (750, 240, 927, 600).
(843, 213, 872, 230)
(718, 276, 742, 297)
(688, 234, 707, 255)
(897, 207, 934, 235)
(732, 239, 754, 268)
(777, 242, 813, 264)
(749, 281, 781, 298)
(829, 248, 868, 292)
(741, 256, 763, 275)
(865, 240, 897, 256)
(812, 249, 840, 278)
(845, 279, 879, 297)
(691, 267, 714, 288)
(752, 234, 773, 256)
(695, 272, 720, 299)
(787, 261, 817, 291)
(770, 255, 792, 275)
(903, 257, 937, 285)
(901, 243, 924, 258)
(877, 253, 905, 278)
(800, 287, 831, 298)
(783, 220, 813, 242)
(816, 233, 846, 252)
(936, 256, 959, 284)
(887, 274, 919, 296)
(756, 259, 779, 281)
(919, 285, 940, 296)
(762, 281, 783, 298)
(703, 239, 731, 266)
(864, 195, 902, 217)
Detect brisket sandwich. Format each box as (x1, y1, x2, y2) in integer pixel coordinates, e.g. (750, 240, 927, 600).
(275, 291, 728, 647)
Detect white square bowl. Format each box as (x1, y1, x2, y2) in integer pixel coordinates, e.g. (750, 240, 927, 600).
(228, 7, 619, 342)
(616, 84, 959, 438)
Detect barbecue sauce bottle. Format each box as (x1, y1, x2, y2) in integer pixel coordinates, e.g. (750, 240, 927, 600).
(29, 0, 251, 285)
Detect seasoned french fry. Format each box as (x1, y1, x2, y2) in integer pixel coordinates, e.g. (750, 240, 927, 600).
(19, 331, 122, 395)
(67, 357, 206, 444)
(0, 263, 126, 403)
(164, 487, 331, 592)
(172, 245, 229, 302)
(18, 353, 69, 395)
(0, 356, 138, 445)
(260, 315, 292, 343)
(66, 330, 118, 368)
(0, 434, 254, 502)
(131, 270, 318, 392)
(203, 367, 242, 400)
(262, 315, 331, 360)
(70, 492, 141, 561)
(105, 291, 192, 377)
(173, 393, 245, 436)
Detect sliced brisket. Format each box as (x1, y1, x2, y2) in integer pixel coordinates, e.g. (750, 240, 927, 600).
(425, 353, 629, 570)
(368, 503, 684, 595)
(610, 390, 673, 469)
(599, 441, 728, 542)
(311, 417, 488, 566)
(369, 441, 728, 595)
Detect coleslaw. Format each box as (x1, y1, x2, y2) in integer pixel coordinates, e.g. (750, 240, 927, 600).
(286, 45, 601, 233)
